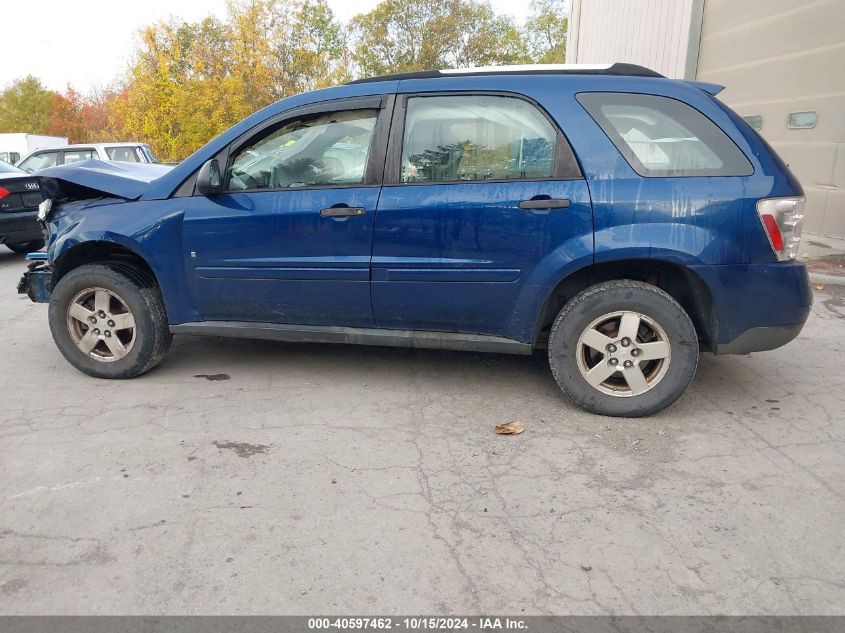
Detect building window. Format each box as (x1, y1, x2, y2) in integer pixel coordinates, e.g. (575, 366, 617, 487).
(743, 115, 763, 131)
(787, 111, 817, 129)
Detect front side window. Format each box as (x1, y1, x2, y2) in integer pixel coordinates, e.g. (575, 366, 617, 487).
(577, 92, 753, 177)
(401, 95, 558, 183)
(19, 151, 58, 173)
(63, 149, 97, 164)
(106, 146, 141, 163)
(226, 109, 378, 191)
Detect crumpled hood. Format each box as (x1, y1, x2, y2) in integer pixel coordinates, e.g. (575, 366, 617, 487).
(36, 159, 174, 201)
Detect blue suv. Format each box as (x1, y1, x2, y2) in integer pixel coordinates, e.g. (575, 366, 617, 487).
(18, 64, 812, 417)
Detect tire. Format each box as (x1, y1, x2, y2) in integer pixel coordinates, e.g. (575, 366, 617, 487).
(548, 280, 699, 417)
(6, 239, 45, 254)
(48, 263, 172, 379)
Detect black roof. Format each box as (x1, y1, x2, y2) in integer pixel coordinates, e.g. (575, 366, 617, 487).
(348, 63, 664, 85)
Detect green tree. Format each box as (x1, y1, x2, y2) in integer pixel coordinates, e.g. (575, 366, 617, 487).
(0, 76, 56, 134)
(524, 0, 567, 63)
(350, 0, 528, 77)
(111, 0, 345, 161)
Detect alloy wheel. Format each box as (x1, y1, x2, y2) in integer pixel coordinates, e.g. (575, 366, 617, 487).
(66, 287, 137, 362)
(575, 310, 671, 397)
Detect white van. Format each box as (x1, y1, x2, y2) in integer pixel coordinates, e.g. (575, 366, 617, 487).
(0, 133, 68, 165)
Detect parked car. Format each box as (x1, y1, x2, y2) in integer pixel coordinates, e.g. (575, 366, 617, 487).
(16, 142, 159, 173)
(0, 161, 44, 253)
(18, 63, 811, 417)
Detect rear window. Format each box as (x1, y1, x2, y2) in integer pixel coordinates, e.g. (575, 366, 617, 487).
(577, 92, 753, 177)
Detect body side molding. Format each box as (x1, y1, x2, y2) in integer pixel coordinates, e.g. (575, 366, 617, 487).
(170, 322, 533, 355)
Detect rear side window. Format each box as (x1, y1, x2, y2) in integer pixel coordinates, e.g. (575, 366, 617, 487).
(577, 92, 753, 177)
(401, 95, 563, 183)
(63, 149, 97, 164)
(106, 146, 141, 163)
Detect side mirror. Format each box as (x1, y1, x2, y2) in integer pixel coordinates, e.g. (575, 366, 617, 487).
(196, 159, 223, 195)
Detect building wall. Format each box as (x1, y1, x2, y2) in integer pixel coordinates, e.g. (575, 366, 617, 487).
(567, 0, 845, 238)
(696, 0, 845, 237)
(568, 0, 703, 79)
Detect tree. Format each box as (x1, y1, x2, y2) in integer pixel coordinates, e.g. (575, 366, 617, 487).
(1, 1, 566, 161)
(524, 0, 567, 63)
(0, 76, 56, 134)
(110, 0, 345, 161)
(350, 0, 528, 77)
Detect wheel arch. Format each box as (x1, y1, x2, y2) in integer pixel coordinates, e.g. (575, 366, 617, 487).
(52, 239, 161, 295)
(533, 258, 716, 350)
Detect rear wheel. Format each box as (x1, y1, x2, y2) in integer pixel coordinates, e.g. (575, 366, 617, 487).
(48, 263, 172, 378)
(5, 239, 45, 254)
(548, 280, 698, 417)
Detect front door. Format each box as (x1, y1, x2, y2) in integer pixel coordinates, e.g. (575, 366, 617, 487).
(371, 93, 593, 341)
(184, 98, 390, 326)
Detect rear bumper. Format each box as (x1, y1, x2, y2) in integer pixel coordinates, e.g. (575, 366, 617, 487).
(0, 212, 42, 244)
(691, 260, 812, 355)
(714, 322, 806, 355)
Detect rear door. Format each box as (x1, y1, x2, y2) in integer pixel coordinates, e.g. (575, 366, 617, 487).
(371, 92, 592, 340)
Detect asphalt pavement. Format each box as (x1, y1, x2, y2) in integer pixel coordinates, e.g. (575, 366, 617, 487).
(1, 246, 843, 615)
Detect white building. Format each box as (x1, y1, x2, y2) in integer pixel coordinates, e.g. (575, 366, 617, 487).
(568, 0, 845, 238)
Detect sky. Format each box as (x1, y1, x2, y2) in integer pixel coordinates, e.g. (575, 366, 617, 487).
(1, 0, 535, 93)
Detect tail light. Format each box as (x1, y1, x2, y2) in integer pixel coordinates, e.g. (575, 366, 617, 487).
(756, 196, 805, 261)
(0, 187, 9, 199)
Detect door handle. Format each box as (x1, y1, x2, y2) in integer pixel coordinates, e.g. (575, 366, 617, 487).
(320, 206, 367, 218)
(518, 198, 571, 211)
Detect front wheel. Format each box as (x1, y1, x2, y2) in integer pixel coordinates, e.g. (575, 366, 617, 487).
(48, 263, 172, 379)
(548, 280, 699, 417)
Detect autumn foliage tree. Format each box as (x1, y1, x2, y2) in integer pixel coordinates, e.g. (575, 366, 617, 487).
(0, 76, 55, 135)
(350, 0, 529, 77)
(46, 86, 112, 143)
(524, 0, 568, 63)
(0, 0, 568, 162)
(111, 0, 345, 161)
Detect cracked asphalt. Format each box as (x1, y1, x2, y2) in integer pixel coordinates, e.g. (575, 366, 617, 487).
(1, 246, 844, 615)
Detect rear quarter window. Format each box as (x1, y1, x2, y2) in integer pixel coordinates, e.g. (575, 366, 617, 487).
(577, 92, 753, 177)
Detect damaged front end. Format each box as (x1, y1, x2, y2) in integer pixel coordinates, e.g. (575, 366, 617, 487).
(16, 160, 171, 304)
(17, 252, 53, 303)
(17, 198, 54, 303)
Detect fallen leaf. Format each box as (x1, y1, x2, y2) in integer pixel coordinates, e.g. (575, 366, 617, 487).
(495, 420, 525, 435)
(815, 284, 825, 290)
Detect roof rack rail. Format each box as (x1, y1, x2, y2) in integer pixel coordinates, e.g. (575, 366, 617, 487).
(347, 63, 665, 85)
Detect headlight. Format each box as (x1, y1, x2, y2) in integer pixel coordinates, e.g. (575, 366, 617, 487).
(37, 198, 53, 222)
